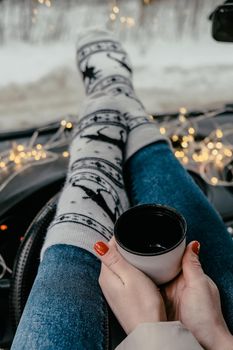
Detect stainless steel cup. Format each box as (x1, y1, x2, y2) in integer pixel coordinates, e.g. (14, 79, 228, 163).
(114, 204, 187, 285)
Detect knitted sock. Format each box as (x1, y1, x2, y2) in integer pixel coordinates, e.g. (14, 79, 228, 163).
(41, 28, 170, 260)
(41, 97, 129, 260)
(76, 28, 171, 161)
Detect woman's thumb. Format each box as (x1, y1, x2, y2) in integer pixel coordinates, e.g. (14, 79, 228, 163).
(182, 241, 204, 284)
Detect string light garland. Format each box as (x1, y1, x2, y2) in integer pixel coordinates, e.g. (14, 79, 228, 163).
(25, 0, 232, 188)
(37, 0, 52, 7)
(31, 0, 53, 25)
(1, 107, 233, 193)
(157, 106, 233, 187)
(0, 118, 74, 192)
(109, 1, 136, 28)
(30, 0, 152, 30)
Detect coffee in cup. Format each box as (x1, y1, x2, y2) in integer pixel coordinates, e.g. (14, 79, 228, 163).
(114, 203, 187, 285)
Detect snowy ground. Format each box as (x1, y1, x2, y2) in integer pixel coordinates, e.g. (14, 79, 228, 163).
(1, 1, 233, 131)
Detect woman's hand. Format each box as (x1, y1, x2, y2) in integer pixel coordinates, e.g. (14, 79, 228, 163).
(163, 241, 233, 350)
(94, 237, 167, 335)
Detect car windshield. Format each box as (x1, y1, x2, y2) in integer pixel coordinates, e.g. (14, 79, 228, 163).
(0, 0, 233, 131)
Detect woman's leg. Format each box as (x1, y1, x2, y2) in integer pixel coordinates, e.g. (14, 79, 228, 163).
(124, 141, 233, 332)
(11, 28, 196, 349)
(11, 30, 136, 349)
(11, 246, 108, 350)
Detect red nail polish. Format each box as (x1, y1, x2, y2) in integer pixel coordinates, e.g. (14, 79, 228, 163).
(192, 241, 200, 255)
(94, 241, 109, 256)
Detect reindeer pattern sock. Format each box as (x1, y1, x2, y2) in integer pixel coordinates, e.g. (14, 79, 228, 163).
(76, 28, 171, 161)
(41, 29, 170, 259)
(41, 98, 129, 259)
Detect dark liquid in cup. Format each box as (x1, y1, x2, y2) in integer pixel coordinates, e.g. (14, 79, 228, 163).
(114, 204, 186, 255)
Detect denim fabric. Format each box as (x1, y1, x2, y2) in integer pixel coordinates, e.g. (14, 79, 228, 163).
(11, 141, 233, 349)
(124, 141, 233, 333)
(11, 245, 108, 350)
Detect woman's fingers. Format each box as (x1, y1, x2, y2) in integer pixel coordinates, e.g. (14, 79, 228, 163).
(108, 236, 117, 248)
(94, 240, 134, 282)
(182, 241, 204, 284)
(99, 262, 122, 287)
(94, 241, 167, 334)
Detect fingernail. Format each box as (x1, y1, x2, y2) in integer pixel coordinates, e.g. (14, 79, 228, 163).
(192, 241, 200, 255)
(94, 241, 109, 256)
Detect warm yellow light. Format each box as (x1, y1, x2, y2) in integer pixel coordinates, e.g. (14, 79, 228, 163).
(216, 142, 222, 149)
(19, 152, 26, 158)
(126, 17, 135, 26)
(172, 135, 179, 142)
(0, 161, 6, 168)
(159, 127, 166, 135)
(192, 152, 209, 163)
(179, 114, 186, 123)
(188, 127, 195, 135)
(192, 153, 199, 162)
(61, 120, 67, 126)
(182, 136, 190, 142)
(35, 155, 41, 160)
(120, 16, 126, 23)
(110, 13, 116, 20)
(216, 129, 223, 138)
(211, 177, 218, 185)
(174, 151, 184, 158)
(17, 144, 24, 152)
(32, 150, 37, 156)
(202, 151, 209, 161)
(38, 0, 44, 3)
(224, 148, 233, 157)
(212, 149, 218, 156)
(216, 154, 223, 161)
(62, 151, 70, 158)
(41, 152, 47, 159)
(181, 141, 188, 148)
(179, 107, 187, 115)
(0, 224, 8, 231)
(179, 151, 185, 157)
(198, 155, 205, 162)
(36, 144, 42, 150)
(66, 122, 73, 129)
(9, 153, 15, 161)
(14, 157, 21, 165)
(207, 142, 214, 150)
(113, 6, 119, 14)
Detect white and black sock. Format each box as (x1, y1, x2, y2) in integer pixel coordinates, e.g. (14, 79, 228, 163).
(76, 28, 171, 161)
(41, 96, 129, 259)
(41, 29, 170, 259)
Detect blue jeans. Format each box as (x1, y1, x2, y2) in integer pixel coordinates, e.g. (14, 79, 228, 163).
(11, 142, 233, 349)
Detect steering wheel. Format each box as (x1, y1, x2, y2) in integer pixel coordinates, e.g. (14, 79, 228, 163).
(9, 191, 126, 349)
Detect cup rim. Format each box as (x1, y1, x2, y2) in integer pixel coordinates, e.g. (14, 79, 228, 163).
(114, 203, 187, 256)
